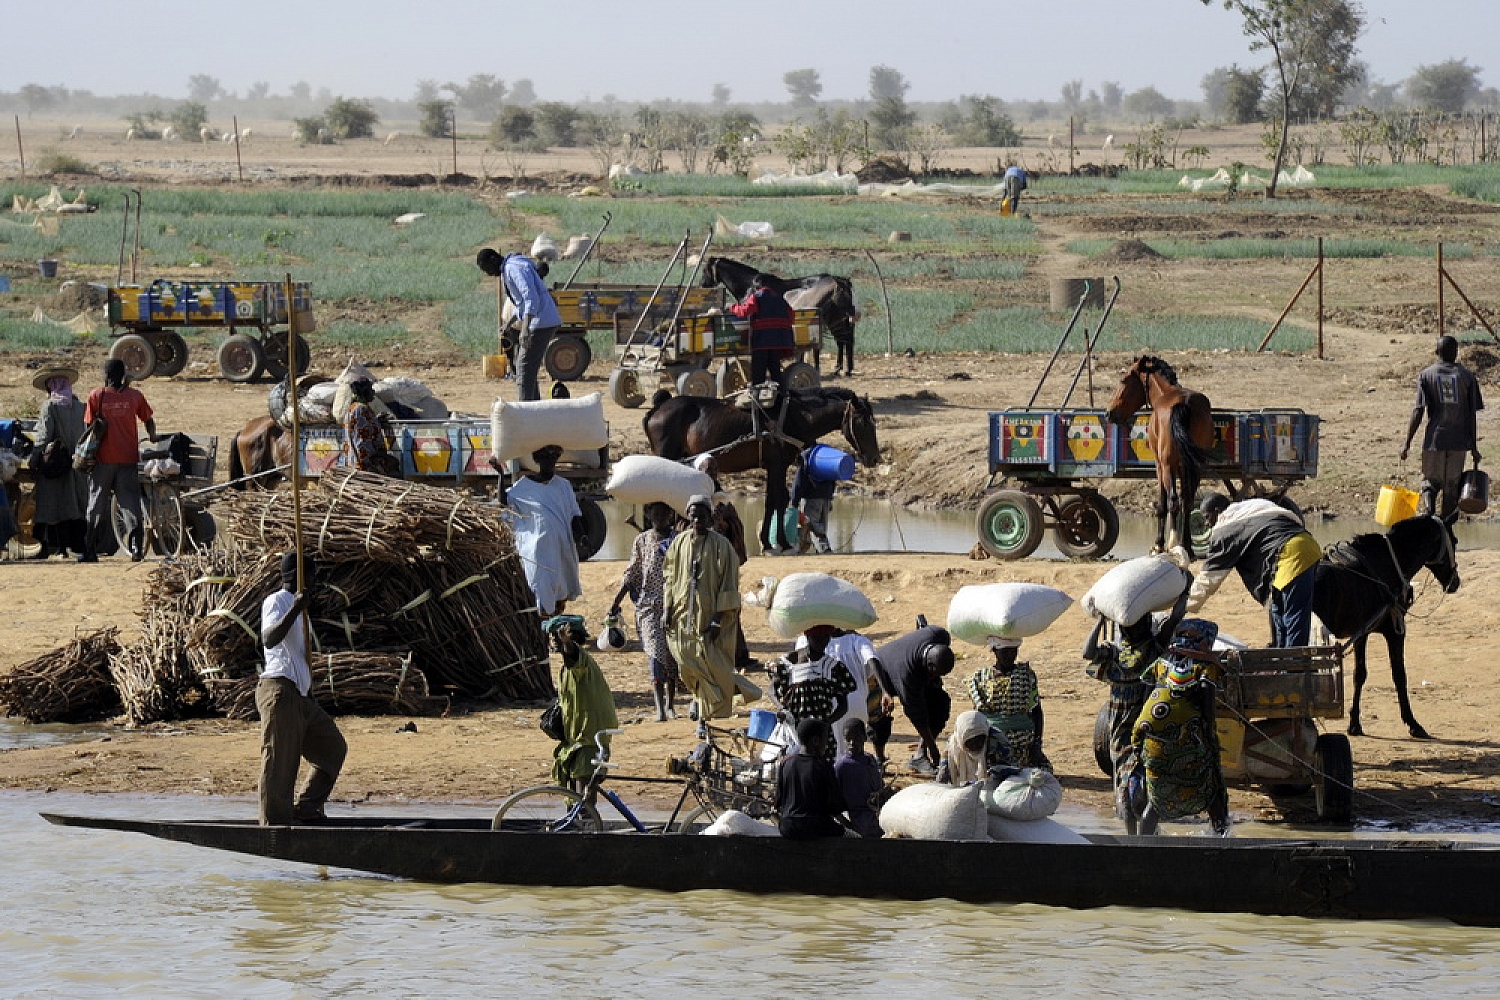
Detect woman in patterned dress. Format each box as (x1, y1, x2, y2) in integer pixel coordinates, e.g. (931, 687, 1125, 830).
(610, 502, 680, 722)
(964, 637, 1050, 770)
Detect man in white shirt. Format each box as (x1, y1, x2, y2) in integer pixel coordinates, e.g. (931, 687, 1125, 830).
(506, 444, 584, 615)
(256, 551, 347, 826)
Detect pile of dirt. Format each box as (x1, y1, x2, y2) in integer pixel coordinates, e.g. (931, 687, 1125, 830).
(856, 158, 913, 184)
(47, 282, 108, 312)
(1097, 239, 1166, 263)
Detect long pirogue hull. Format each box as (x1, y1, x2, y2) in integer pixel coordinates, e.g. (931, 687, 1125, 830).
(42, 813, 1500, 926)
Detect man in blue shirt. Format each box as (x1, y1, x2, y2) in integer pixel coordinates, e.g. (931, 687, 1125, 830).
(1002, 165, 1028, 214)
(477, 248, 564, 401)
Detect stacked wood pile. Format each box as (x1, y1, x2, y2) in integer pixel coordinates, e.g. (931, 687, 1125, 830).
(0, 628, 122, 723)
(1, 469, 552, 726)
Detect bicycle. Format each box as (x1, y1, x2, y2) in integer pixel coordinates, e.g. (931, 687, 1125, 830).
(492, 723, 787, 834)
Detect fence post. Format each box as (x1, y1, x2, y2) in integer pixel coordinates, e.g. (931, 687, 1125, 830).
(1316, 236, 1324, 359)
(1438, 242, 1445, 340)
(14, 115, 24, 179)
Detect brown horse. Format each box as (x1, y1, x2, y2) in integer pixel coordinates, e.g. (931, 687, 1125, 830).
(643, 386, 880, 553)
(1105, 356, 1214, 557)
(228, 415, 296, 489)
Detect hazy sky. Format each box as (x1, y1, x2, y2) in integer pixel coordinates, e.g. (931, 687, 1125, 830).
(6, 0, 1496, 105)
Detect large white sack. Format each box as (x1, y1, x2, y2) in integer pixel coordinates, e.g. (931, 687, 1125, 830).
(981, 768, 1063, 821)
(766, 572, 878, 640)
(879, 782, 989, 841)
(986, 814, 1091, 844)
(410, 396, 451, 420)
(701, 809, 781, 837)
(606, 454, 714, 513)
(374, 375, 436, 409)
(491, 393, 608, 462)
(947, 583, 1073, 646)
(1081, 554, 1190, 626)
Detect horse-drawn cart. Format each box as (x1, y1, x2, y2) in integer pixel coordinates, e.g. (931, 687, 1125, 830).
(297, 418, 611, 560)
(976, 407, 1320, 560)
(522, 283, 726, 384)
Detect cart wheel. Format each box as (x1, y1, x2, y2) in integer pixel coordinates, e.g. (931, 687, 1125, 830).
(544, 335, 591, 381)
(609, 368, 646, 408)
(676, 369, 716, 399)
(218, 334, 265, 383)
(779, 361, 820, 391)
(1313, 733, 1354, 823)
(1093, 702, 1114, 777)
(574, 495, 608, 561)
(148, 331, 190, 377)
(261, 333, 310, 380)
(1054, 493, 1121, 560)
(110, 334, 158, 383)
(716, 359, 748, 398)
(975, 490, 1045, 560)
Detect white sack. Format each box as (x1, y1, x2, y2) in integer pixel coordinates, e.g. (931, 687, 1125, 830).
(982, 768, 1063, 821)
(947, 583, 1073, 646)
(701, 809, 781, 837)
(530, 233, 559, 260)
(373, 375, 436, 409)
(986, 814, 1091, 844)
(766, 572, 877, 640)
(879, 782, 989, 841)
(490, 393, 608, 462)
(605, 454, 714, 513)
(1081, 554, 1190, 627)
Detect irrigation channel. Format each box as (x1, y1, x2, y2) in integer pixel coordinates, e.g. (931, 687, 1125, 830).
(11, 790, 1500, 995)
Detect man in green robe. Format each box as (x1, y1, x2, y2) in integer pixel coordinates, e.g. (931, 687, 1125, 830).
(665, 495, 756, 722)
(547, 617, 618, 790)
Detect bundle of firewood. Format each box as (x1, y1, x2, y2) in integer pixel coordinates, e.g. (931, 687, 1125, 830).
(0, 628, 122, 724)
(205, 651, 447, 721)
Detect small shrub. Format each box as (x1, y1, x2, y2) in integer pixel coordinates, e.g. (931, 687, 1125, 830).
(34, 149, 95, 176)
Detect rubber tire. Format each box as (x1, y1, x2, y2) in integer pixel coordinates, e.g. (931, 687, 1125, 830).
(491, 786, 603, 832)
(575, 495, 607, 562)
(609, 367, 646, 408)
(1313, 733, 1354, 823)
(110, 334, 158, 383)
(716, 359, 748, 397)
(261, 334, 310, 380)
(975, 490, 1045, 560)
(149, 331, 190, 377)
(672, 802, 720, 834)
(780, 361, 820, 391)
(544, 334, 591, 382)
(676, 368, 716, 398)
(1054, 493, 1122, 560)
(1093, 702, 1114, 777)
(218, 334, 265, 383)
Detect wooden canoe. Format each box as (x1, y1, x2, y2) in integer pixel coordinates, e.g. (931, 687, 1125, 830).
(41, 812, 1500, 926)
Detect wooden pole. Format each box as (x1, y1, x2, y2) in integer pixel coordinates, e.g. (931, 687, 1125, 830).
(1068, 116, 1075, 174)
(232, 114, 244, 183)
(1438, 242, 1445, 340)
(863, 249, 894, 356)
(284, 273, 309, 647)
(450, 108, 458, 177)
(14, 115, 24, 179)
(1316, 236, 1324, 359)
(1442, 268, 1500, 343)
(1257, 260, 1319, 352)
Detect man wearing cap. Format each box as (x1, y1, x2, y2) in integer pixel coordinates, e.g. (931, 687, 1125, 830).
(80, 359, 157, 562)
(1188, 494, 1321, 648)
(874, 622, 955, 775)
(507, 444, 584, 617)
(30, 365, 88, 558)
(1400, 335, 1484, 520)
(726, 272, 795, 386)
(257, 552, 347, 825)
(694, 452, 756, 670)
(477, 248, 561, 402)
(664, 494, 758, 722)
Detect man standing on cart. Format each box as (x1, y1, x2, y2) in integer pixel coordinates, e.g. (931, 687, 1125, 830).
(726, 273, 795, 387)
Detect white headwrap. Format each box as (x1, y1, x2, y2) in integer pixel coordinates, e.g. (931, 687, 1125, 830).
(945, 710, 991, 786)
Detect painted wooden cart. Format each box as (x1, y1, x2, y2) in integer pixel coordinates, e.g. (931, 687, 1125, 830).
(297, 418, 610, 560)
(106, 279, 315, 384)
(976, 407, 1320, 560)
(606, 309, 824, 409)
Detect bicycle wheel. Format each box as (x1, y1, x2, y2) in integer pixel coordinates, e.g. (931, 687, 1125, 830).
(147, 485, 186, 557)
(671, 802, 721, 835)
(492, 786, 603, 832)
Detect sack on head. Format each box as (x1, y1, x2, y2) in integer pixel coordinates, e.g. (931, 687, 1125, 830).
(946, 582, 1073, 646)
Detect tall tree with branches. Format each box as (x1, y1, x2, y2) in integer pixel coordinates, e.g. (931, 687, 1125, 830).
(1204, 0, 1364, 197)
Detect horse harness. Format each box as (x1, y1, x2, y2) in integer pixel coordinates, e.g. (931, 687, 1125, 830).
(694, 386, 804, 463)
(1322, 533, 1415, 647)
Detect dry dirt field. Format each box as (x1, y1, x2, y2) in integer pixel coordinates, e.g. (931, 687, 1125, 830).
(4, 124, 1500, 832)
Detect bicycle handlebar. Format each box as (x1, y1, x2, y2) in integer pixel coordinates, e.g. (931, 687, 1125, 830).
(590, 728, 624, 770)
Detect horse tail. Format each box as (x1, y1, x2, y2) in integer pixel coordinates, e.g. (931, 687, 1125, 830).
(1169, 402, 1211, 492)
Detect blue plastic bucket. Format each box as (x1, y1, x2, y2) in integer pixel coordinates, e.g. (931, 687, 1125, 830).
(807, 443, 855, 482)
(747, 709, 777, 742)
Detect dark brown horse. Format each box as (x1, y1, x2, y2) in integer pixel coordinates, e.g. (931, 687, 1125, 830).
(700, 256, 860, 376)
(1106, 356, 1214, 558)
(643, 386, 879, 553)
(1314, 515, 1460, 739)
(228, 415, 295, 489)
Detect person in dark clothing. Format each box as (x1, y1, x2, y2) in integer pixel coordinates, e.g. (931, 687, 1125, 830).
(791, 446, 835, 554)
(873, 623, 955, 775)
(1401, 335, 1484, 520)
(777, 718, 846, 840)
(834, 717, 884, 838)
(727, 273, 795, 386)
(1189, 493, 1321, 648)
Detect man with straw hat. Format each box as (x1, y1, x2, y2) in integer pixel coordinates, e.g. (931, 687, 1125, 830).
(29, 364, 87, 558)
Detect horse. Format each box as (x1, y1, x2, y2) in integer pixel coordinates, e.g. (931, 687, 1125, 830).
(1312, 514, 1460, 740)
(700, 256, 860, 376)
(1105, 356, 1214, 558)
(228, 415, 295, 489)
(643, 385, 880, 553)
